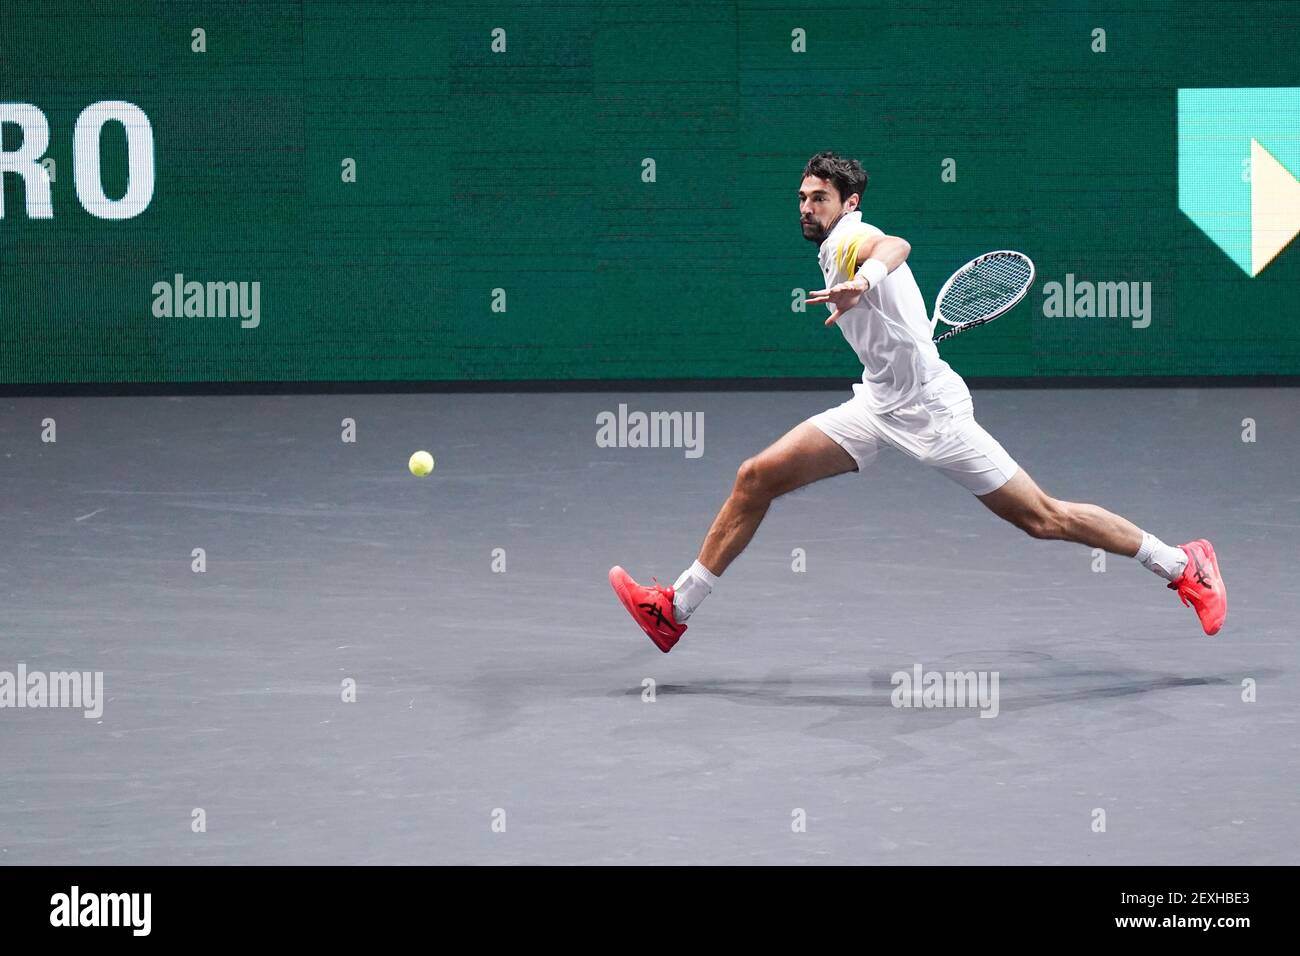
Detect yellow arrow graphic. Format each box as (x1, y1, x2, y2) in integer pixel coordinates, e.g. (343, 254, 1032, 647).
(1251, 138, 1300, 276)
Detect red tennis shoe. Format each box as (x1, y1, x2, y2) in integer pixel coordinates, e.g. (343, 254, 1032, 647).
(608, 565, 686, 652)
(1168, 539, 1227, 636)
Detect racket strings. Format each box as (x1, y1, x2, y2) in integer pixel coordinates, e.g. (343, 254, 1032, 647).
(939, 254, 1033, 326)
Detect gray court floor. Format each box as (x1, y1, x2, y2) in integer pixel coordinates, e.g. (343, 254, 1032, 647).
(1, 387, 1296, 865)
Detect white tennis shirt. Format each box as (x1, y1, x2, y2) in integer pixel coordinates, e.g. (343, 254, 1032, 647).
(816, 211, 952, 413)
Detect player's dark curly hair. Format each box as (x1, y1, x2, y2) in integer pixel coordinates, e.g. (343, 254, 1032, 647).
(801, 151, 868, 205)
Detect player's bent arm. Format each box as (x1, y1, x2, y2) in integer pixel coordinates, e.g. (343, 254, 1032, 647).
(850, 234, 911, 290)
(809, 231, 913, 321)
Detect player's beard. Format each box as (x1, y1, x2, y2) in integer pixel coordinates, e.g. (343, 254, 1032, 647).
(801, 208, 849, 245)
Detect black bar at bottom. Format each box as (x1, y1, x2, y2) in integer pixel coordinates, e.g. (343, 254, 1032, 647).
(0, 866, 1282, 941)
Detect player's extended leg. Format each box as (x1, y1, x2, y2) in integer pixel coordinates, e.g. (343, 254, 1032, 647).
(976, 469, 1227, 634)
(975, 469, 1144, 555)
(609, 422, 856, 651)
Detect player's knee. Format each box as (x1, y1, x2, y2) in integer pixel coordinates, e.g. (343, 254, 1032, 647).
(1022, 498, 1067, 540)
(734, 456, 776, 503)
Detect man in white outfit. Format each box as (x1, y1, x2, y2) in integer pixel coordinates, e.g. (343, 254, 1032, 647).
(610, 151, 1226, 650)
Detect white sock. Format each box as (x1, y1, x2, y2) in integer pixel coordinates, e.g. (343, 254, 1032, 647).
(1134, 531, 1187, 582)
(672, 560, 718, 622)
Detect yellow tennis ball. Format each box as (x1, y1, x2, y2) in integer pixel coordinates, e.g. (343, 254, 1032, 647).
(408, 451, 434, 477)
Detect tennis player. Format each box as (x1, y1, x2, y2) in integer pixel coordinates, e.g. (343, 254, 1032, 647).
(610, 151, 1226, 650)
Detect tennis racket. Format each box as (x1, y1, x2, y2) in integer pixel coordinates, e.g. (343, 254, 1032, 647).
(929, 250, 1035, 344)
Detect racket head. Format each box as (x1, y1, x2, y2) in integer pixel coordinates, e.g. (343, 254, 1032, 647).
(932, 250, 1035, 330)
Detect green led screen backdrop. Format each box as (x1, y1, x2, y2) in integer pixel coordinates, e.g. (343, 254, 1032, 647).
(3, 0, 1300, 384)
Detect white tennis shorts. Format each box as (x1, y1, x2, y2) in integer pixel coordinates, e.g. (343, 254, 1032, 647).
(807, 371, 1019, 496)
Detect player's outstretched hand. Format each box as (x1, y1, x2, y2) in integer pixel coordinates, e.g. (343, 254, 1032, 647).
(806, 278, 867, 326)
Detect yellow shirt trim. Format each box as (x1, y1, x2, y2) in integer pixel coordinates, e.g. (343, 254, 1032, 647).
(835, 231, 872, 279)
